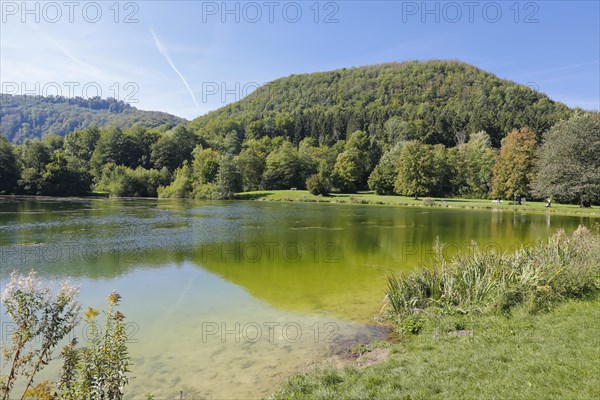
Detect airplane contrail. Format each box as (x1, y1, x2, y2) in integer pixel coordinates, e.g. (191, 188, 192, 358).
(150, 28, 200, 110)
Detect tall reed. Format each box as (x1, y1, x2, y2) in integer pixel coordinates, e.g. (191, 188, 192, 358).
(385, 225, 600, 319)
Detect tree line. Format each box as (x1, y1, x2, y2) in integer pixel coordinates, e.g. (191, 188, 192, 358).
(0, 112, 598, 206)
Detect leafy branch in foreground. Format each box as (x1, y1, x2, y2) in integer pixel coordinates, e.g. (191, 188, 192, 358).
(1, 272, 80, 400)
(1, 273, 132, 399)
(385, 225, 600, 327)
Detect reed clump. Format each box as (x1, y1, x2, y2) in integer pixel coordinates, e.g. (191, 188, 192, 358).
(385, 225, 600, 324)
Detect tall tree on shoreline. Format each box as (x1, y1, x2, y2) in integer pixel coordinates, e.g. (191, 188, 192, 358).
(533, 112, 600, 206)
(0, 136, 20, 194)
(491, 128, 537, 200)
(394, 141, 437, 199)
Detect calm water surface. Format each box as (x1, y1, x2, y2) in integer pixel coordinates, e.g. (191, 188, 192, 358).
(0, 198, 596, 398)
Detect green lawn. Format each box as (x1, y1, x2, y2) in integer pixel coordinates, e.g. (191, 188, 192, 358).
(271, 295, 600, 400)
(236, 190, 600, 216)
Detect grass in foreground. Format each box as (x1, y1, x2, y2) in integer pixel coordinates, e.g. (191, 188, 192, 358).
(235, 190, 600, 216)
(271, 227, 600, 399)
(271, 296, 600, 400)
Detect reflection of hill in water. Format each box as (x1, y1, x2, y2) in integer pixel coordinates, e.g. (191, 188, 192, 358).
(189, 208, 592, 321)
(195, 246, 392, 322)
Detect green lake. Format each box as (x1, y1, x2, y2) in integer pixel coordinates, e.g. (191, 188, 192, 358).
(0, 198, 597, 398)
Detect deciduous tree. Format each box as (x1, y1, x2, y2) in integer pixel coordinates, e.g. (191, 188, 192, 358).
(214, 155, 243, 199)
(491, 128, 537, 200)
(394, 141, 437, 199)
(368, 143, 403, 195)
(0, 136, 20, 194)
(533, 112, 600, 206)
(262, 141, 304, 189)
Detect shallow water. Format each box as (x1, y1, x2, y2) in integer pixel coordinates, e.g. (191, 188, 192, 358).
(0, 198, 595, 398)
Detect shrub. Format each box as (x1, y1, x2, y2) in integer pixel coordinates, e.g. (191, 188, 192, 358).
(193, 182, 218, 199)
(422, 197, 436, 207)
(60, 292, 131, 399)
(96, 164, 169, 197)
(397, 314, 425, 334)
(350, 196, 369, 204)
(306, 173, 331, 196)
(158, 163, 192, 198)
(1, 274, 132, 399)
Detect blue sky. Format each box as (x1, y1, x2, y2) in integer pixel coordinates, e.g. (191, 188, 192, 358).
(1, 1, 598, 120)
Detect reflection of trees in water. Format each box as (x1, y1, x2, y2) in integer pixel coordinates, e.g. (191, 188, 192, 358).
(1, 199, 593, 318)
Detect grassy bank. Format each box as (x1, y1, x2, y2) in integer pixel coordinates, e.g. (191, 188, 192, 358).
(236, 190, 600, 216)
(271, 227, 600, 399)
(272, 296, 600, 399)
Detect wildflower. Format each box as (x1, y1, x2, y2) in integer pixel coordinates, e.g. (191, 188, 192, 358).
(107, 291, 122, 305)
(114, 311, 125, 321)
(85, 307, 100, 321)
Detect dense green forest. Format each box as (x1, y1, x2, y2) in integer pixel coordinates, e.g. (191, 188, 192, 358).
(0, 95, 185, 143)
(189, 60, 571, 147)
(1, 61, 598, 205)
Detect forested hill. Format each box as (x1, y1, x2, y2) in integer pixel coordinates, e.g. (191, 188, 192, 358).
(0, 95, 186, 143)
(189, 60, 572, 147)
